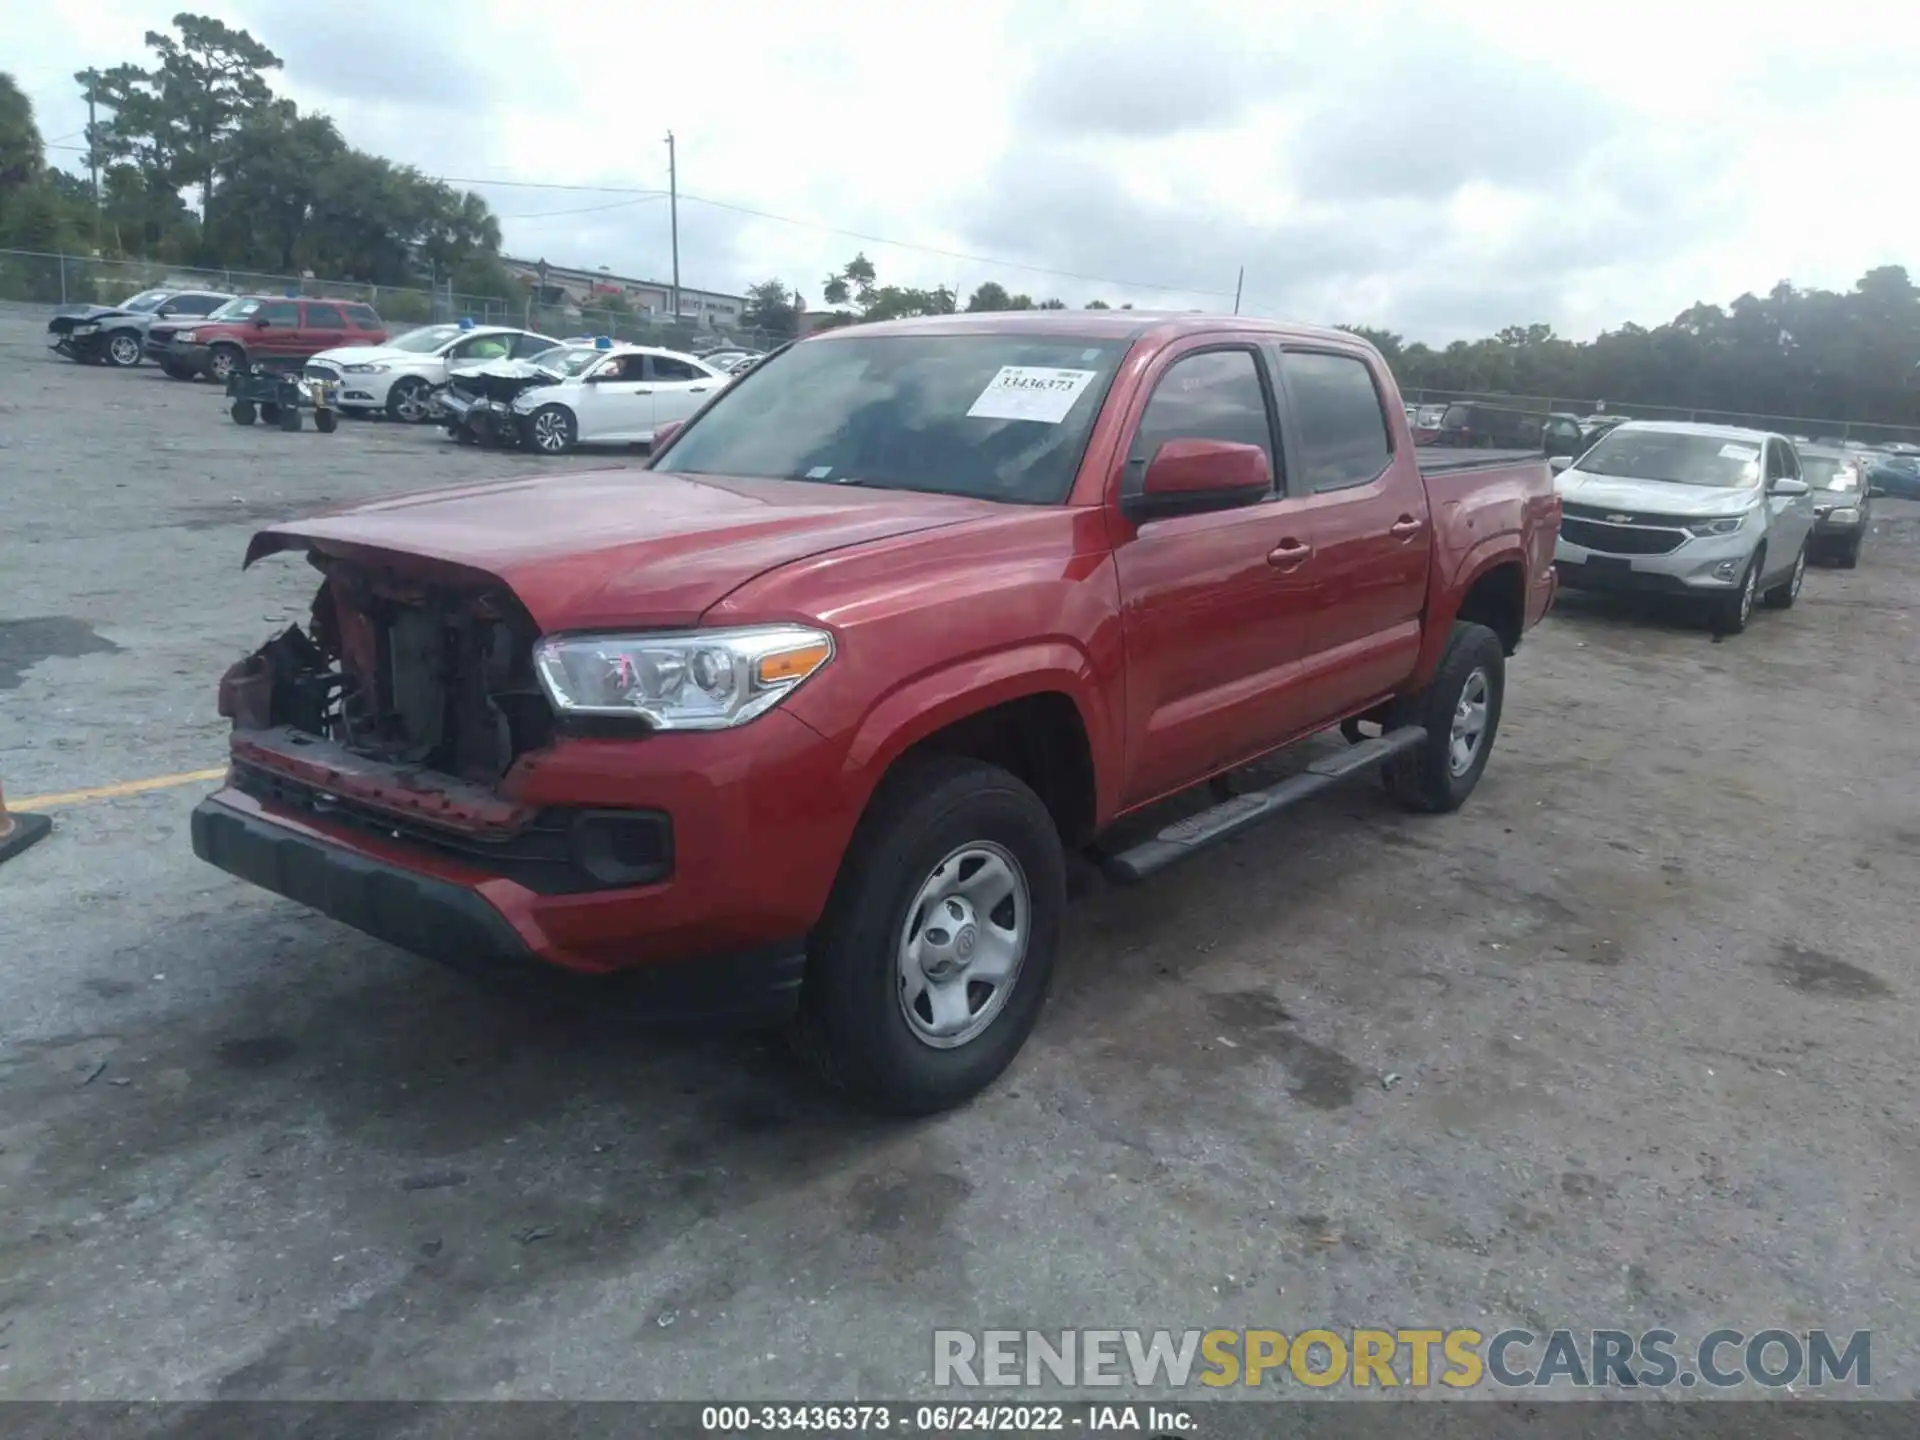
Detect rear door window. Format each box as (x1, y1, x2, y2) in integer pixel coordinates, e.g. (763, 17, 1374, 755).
(344, 304, 384, 331)
(512, 332, 560, 358)
(1280, 351, 1394, 491)
(303, 302, 346, 328)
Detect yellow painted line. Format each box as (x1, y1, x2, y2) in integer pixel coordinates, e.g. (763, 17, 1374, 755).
(10, 767, 227, 811)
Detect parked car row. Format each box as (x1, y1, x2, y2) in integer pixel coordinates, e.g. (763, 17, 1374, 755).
(48, 287, 764, 454)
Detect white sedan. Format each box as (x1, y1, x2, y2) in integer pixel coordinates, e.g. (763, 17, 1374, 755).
(509, 343, 734, 454)
(307, 324, 562, 422)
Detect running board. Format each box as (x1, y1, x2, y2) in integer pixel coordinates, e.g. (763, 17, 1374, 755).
(1099, 726, 1428, 884)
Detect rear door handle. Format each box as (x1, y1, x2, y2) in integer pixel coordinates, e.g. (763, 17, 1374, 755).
(1268, 538, 1313, 570)
(1390, 515, 1423, 539)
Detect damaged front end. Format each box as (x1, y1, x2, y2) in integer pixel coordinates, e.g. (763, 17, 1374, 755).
(435, 358, 562, 448)
(213, 551, 669, 896)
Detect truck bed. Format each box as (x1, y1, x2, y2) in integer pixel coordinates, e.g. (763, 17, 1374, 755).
(1416, 447, 1545, 474)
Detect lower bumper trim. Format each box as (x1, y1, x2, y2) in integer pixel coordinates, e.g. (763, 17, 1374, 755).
(191, 797, 804, 1027)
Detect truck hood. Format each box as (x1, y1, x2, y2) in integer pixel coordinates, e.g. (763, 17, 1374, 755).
(46, 305, 146, 333)
(1556, 468, 1760, 518)
(243, 468, 996, 630)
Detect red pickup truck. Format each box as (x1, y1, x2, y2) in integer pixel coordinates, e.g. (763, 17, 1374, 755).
(192, 312, 1559, 1113)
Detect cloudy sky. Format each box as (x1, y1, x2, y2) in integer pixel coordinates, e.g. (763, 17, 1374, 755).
(11, 0, 1918, 341)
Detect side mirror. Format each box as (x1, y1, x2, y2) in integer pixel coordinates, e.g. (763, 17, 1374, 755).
(1769, 476, 1810, 497)
(253, 315, 271, 329)
(1549, 454, 1575, 474)
(1122, 438, 1271, 523)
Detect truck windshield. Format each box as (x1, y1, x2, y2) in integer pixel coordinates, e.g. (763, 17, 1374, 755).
(661, 333, 1126, 504)
(1573, 430, 1763, 487)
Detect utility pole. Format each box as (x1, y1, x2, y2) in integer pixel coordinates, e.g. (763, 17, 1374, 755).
(1233, 266, 1244, 316)
(665, 131, 681, 324)
(83, 69, 102, 246)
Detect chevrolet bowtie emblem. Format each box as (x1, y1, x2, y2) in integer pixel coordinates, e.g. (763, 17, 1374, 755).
(1605, 513, 1634, 523)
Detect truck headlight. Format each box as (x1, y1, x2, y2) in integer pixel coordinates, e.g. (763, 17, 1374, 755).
(1685, 511, 1751, 537)
(534, 624, 833, 730)
(1830, 507, 1860, 524)
(343, 362, 389, 374)
(175, 329, 198, 342)
(72, 323, 100, 335)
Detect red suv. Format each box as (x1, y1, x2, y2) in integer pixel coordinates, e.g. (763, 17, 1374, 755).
(161, 296, 389, 382)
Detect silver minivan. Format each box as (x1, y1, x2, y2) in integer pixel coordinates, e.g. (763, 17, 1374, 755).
(1551, 421, 1816, 635)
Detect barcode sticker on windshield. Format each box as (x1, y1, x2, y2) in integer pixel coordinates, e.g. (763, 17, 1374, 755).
(966, 366, 1099, 424)
(1718, 443, 1760, 461)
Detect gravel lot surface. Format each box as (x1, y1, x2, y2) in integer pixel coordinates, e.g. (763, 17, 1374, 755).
(2, 309, 1917, 1405)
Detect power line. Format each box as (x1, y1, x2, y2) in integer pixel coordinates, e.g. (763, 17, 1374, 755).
(500, 195, 666, 221)
(44, 141, 1236, 300)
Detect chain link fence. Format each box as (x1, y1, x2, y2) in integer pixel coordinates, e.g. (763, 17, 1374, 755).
(0, 249, 785, 356)
(1401, 385, 1920, 448)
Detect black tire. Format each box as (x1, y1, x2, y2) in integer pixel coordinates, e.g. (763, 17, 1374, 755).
(1711, 552, 1761, 635)
(525, 404, 577, 455)
(1382, 621, 1506, 815)
(1837, 534, 1862, 569)
(207, 344, 243, 383)
(386, 376, 431, 423)
(279, 404, 303, 432)
(314, 408, 338, 434)
(106, 330, 144, 367)
(258, 402, 280, 423)
(1763, 543, 1807, 608)
(230, 400, 257, 425)
(789, 755, 1066, 1116)
(161, 360, 197, 381)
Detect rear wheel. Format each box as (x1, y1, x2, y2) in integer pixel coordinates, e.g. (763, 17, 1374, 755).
(279, 404, 303, 432)
(314, 408, 338, 434)
(230, 400, 256, 425)
(789, 755, 1065, 1115)
(106, 331, 143, 367)
(258, 402, 281, 424)
(1383, 621, 1505, 814)
(1763, 543, 1806, 608)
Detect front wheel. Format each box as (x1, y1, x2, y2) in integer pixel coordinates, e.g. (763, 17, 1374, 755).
(1383, 621, 1506, 814)
(161, 360, 197, 381)
(1763, 543, 1806, 608)
(789, 755, 1065, 1115)
(386, 376, 431, 423)
(314, 408, 338, 434)
(525, 404, 577, 455)
(207, 344, 243, 383)
(230, 400, 257, 425)
(1837, 534, 1862, 569)
(106, 331, 143, 367)
(1711, 553, 1761, 635)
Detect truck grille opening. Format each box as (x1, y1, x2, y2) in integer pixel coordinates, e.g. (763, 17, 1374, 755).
(220, 557, 557, 783)
(1559, 515, 1688, 556)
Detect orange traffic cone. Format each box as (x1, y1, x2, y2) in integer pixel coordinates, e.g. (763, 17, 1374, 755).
(0, 778, 53, 865)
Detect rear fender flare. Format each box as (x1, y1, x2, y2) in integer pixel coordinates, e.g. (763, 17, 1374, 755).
(1413, 538, 1525, 687)
(839, 643, 1116, 823)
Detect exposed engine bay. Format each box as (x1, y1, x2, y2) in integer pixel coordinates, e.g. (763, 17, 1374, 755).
(218, 551, 554, 784)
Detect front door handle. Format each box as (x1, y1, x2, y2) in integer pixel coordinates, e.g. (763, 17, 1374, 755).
(633, 387, 653, 394)
(1268, 538, 1312, 570)
(1390, 515, 1423, 539)
(690, 386, 711, 393)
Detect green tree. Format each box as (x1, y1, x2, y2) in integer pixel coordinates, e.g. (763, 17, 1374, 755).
(1084, 299, 1111, 309)
(0, 73, 44, 196)
(965, 281, 1012, 312)
(742, 277, 801, 337)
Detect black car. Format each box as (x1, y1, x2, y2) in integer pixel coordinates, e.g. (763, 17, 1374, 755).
(46, 287, 233, 368)
(1432, 400, 1546, 451)
(1795, 445, 1873, 567)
